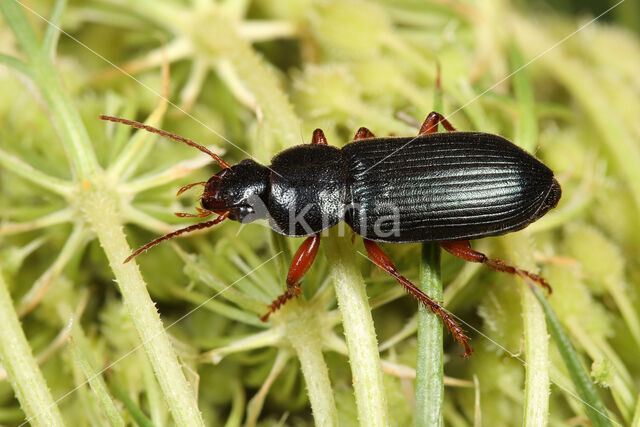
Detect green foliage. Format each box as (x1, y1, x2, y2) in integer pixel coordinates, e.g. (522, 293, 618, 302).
(1, 0, 640, 425)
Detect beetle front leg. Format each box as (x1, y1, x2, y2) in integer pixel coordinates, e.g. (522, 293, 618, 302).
(363, 239, 472, 357)
(261, 233, 322, 321)
(419, 111, 457, 135)
(440, 240, 552, 294)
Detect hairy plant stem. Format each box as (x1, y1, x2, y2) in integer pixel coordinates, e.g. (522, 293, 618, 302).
(0, 272, 65, 427)
(283, 300, 338, 426)
(508, 44, 549, 427)
(0, 1, 98, 180)
(530, 285, 612, 427)
(324, 229, 388, 426)
(415, 243, 443, 426)
(503, 234, 549, 426)
(82, 184, 204, 426)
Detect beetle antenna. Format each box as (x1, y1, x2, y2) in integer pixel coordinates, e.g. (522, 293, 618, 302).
(123, 211, 230, 263)
(99, 115, 230, 169)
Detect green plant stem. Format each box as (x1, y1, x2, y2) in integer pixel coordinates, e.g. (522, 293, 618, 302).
(110, 380, 154, 427)
(632, 395, 640, 427)
(324, 228, 388, 426)
(284, 301, 338, 427)
(507, 45, 549, 426)
(504, 234, 549, 427)
(530, 285, 612, 427)
(69, 320, 125, 427)
(415, 243, 443, 427)
(0, 1, 99, 180)
(82, 187, 204, 426)
(0, 272, 65, 427)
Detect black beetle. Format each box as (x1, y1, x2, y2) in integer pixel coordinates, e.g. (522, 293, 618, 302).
(100, 111, 561, 357)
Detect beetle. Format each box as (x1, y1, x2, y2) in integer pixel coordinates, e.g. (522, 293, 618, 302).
(100, 111, 561, 357)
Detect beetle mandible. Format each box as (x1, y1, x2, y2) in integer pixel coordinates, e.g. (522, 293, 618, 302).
(100, 111, 561, 357)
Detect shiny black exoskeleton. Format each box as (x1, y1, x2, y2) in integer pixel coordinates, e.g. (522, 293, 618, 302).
(202, 132, 561, 241)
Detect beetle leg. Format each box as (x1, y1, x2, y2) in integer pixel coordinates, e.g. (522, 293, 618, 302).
(311, 128, 328, 145)
(261, 233, 321, 321)
(363, 239, 472, 358)
(440, 240, 552, 294)
(419, 111, 457, 135)
(354, 127, 375, 140)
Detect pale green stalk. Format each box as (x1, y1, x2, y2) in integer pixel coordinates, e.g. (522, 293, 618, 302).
(415, 76, 444, 427)
(504, 234, 550, 427)
(508, 45, 549, 427)
(530, 285, 612, 427)
(68, 320, 125, 427)
(0, 272, 65, 427)
(0, 3, 205, 424)
(415, 243, 443, 427)
(324, 229, 388, 426)
(0, 1, 98, 180)
(632, 396, 640, 427)
(285, 301, 338, 426)
(81, 187, 204, 425)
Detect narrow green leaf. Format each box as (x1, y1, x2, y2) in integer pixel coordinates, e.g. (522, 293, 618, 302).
(110, 380, 154, 427)
(0, 53, 32, 77)
(530, 285, 613, 427)
(42, 0, 67, 59)
(69, 320, 125, 427)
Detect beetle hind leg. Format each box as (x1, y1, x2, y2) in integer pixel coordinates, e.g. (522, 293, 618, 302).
(363, 239, 472, 358)
(261, 233, 321, 321)
(440, 240, 552, 294)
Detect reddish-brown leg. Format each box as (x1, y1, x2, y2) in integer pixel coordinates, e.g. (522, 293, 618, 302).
(312, 129, 328, 145)
(261, 233, 322, 321)
(354, 127, 375, 140)
(440, 240, 552, 294)
(363, 239, 472, 357)
(419, 111, 457, 135)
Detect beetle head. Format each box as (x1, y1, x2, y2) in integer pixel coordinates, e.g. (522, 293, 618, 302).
(202, 159, 270, 223)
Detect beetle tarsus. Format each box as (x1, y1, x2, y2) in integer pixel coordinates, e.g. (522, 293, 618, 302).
(363, 239, 472, 358)
(260, 284, 302, 322)
(261, 234, 321, 321)
(440, 240, 552, 294)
